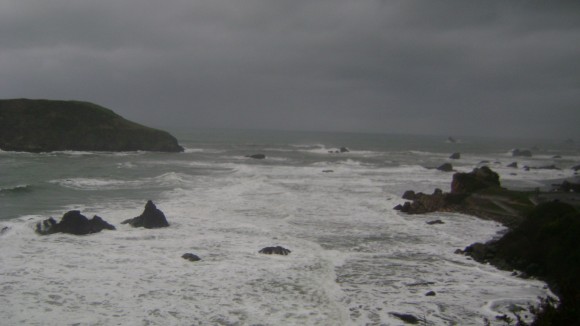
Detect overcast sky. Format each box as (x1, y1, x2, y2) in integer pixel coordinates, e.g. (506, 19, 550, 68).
(1, 0, 579, 139)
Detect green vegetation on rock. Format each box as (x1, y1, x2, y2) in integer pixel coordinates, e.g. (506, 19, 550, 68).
(0, 99, 184, 152)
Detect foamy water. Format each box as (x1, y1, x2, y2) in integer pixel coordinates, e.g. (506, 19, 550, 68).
(1, 130, 577, 325)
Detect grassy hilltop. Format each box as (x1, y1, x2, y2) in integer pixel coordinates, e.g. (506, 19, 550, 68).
(0, 99, 183, 152)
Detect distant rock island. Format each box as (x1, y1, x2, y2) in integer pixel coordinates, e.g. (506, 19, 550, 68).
(0, 99, 184, 152)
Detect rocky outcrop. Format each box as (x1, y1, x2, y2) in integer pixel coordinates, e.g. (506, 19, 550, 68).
(459, 202, 580, 323)
(395, 167, 531, 226)
(450, 166, 500, 194)
(121, 200, 169, 228)
(507, 162, 518, 168)
(0, 99, 183, 152)
(259, 246, 291, 255)
(35, 211, 115, 235)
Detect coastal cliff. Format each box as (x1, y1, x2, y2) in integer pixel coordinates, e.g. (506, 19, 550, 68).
(0, 99, 184, 152)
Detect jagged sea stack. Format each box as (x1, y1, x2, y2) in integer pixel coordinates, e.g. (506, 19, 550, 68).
(122, 200, 170, 228)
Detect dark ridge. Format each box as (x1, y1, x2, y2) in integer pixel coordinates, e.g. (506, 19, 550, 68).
(0, 99, 183, 152)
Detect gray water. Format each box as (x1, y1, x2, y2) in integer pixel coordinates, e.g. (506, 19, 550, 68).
(0, 129, 577, 325)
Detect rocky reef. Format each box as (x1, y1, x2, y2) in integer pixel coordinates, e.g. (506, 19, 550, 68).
(35, 210, 116, 235)
(0, 99, 183, 152)
(395, 166, 530, 226)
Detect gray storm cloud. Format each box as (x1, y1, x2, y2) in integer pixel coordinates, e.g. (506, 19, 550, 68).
(1, 0, 579, 138)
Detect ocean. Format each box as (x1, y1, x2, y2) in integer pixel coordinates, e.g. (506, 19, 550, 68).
(0, 129, 578, 325)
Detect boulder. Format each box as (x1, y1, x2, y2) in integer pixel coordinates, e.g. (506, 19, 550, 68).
(402, 190, 417, 200)
(35, 211, 115, 235)
(449, 152, 461, 160)
(507, 162, 518, 168)
(426, 220, 444, 225)
(259, 246, 291, 255)
(246, 154, 266, 159)
(572, 164, 580, 172)
(339, 147, 349, 153)
(451, 166, 500, 194)
(121, 200, 169, 228)
(437, 163, 453, 172)
(425, 291, 436, 296)
(182, 253, 201, 262)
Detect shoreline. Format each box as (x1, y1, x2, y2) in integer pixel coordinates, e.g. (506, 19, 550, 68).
(397, 166, 580, 323)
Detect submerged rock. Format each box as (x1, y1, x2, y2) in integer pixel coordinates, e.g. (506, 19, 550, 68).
(449, 152, 461, 159)
(246, 154, 266, 159)
(259, 246, 291, 255)
(507, 162, 518, 168)
(121, 200, 169, 229)
(35, 211, 115, 235)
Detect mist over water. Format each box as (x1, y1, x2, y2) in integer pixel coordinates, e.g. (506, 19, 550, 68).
(0, 129, 577, 325)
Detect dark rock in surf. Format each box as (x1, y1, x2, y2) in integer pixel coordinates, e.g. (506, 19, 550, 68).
(259, 246, 291, 255)
(507, 162, 518, 168)
(449, 152, 461, 160)
(426, 219, 444, 225)
(322, 170, 334, 173)
(437, 163, 453, 172)
(0, 226, 10, 235)
(339, 147, 349, 153)
(448, 137, 457, 143)
(182, 253, 201, 262)
(572, 164, 580, 172)
(121, 200, 169, 229)
(402, 190, 417, 200)
(246, 154, 266, 159)
(35, 211, 115, 235)
(390, 312, 419, 324)
(425, 291, 436, 296)
(512, 149, 532, 157)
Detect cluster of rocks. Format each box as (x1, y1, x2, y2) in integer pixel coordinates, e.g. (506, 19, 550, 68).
(35, 200, 169, 236)
(35, 211, 116, 235)
(394, 166, 501, 215)
(35, 201, 291, 263)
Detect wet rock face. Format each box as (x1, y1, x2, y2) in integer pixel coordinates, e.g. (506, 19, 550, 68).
(259, 246, 291, 255)
(121, 200, 169, 229)
(451, 166, 500, 194)
(35, 211, 116, 235)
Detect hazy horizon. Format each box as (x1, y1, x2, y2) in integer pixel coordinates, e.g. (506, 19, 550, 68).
(1, 1, 579, 139)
